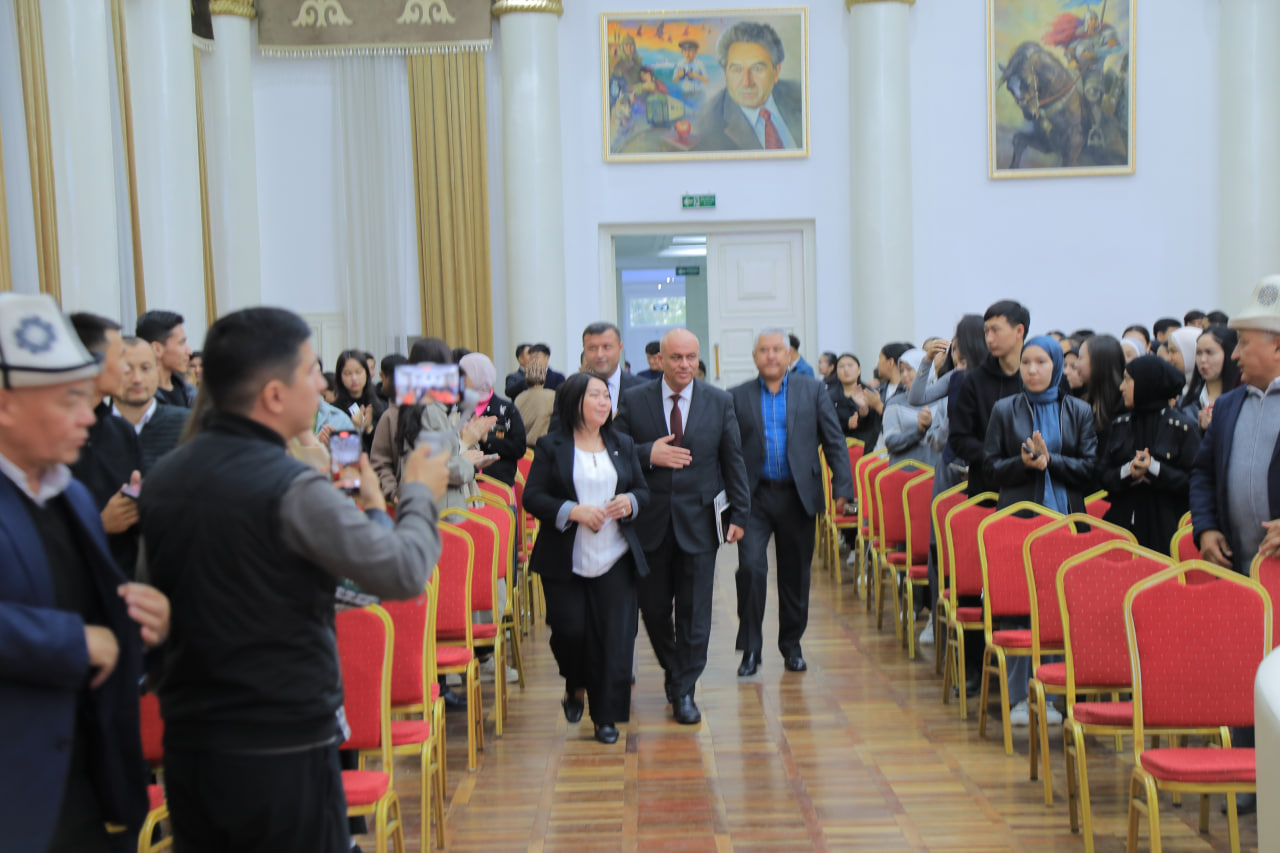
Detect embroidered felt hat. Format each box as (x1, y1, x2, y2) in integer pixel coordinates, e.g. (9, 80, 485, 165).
(1229, 274, 1280, 335)
(0, 293, 101, 389)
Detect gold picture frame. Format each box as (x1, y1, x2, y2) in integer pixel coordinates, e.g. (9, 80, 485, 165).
(987, 0, 1135, 178)
(602, 9, 809, 162)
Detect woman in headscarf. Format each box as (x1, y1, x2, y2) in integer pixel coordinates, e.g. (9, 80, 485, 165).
(1166, 325, 1202, 398)
(460, 351, 527, 487)
(983, 335, 1099, 513)
(1099, 356, 1202, 550)
(880, 347, 946, 469)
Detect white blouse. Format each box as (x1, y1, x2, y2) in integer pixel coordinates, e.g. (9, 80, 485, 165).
(571, 447, 629, 578)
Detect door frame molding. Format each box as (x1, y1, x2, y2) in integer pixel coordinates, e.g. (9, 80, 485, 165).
(598, 219, 818, 366)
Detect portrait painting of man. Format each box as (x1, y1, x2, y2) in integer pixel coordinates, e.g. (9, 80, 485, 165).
(603, 10, 809, 162)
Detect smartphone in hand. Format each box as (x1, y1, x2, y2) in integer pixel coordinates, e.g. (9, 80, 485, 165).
(330, 430, 362, 495)
(120, 482, 141, 500)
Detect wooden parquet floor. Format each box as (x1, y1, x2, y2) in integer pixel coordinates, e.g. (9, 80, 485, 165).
(374, 547, 1259, 853)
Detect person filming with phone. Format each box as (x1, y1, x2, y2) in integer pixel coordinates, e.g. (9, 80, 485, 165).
(140, 307, 451, 853)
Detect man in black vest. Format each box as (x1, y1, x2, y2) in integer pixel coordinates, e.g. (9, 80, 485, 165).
(142, 307, 450, 853)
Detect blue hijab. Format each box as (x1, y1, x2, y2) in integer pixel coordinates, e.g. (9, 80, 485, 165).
(1023, 336, 1068, 513)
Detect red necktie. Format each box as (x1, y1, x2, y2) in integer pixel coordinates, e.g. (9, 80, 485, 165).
(760, 108, 784, 150)
(669, 394, 684, 447)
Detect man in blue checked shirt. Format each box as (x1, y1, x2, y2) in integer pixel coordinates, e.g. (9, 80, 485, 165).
(729, 330, 854, 676)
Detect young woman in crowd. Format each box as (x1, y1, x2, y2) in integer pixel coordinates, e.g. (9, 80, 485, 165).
(1179, 325, 1240, 431)
(1166, 325, 1203, 398)
(1074, 335, 1126, 473)
(522, 372, 649, 744)
(882, 348, 946, 469)
(371, 336, 495, 508)
(830, 353, 883, 449)
(1099, 355, 1201, 551)
(515, 360, 556, 446)
(459, 351, 527, 487)
(333, 349, 386, 454)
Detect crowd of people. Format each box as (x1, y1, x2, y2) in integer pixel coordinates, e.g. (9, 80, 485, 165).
(3, 274, 1279, 851)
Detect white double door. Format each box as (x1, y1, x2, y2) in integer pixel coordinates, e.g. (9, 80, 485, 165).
(706, 229, 810, 389)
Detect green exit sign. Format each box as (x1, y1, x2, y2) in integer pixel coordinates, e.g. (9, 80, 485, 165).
(675, 266, 701, 276)
(681, 193, 716, 209)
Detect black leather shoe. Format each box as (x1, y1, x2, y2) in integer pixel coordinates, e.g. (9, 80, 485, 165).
(1222, 793, 1256, 815)
(673, 695, 702, 725)
(738, 651, 760, 677)
(562, 692, 584, 723)
(783, 654, 807, 672)
(442, 690, 467, 713)
(594, 723, 619, 744)
(664, 678, 676, 705)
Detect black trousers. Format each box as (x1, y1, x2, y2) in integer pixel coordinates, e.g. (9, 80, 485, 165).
(736, 480, 816, 657)
(164, 742, 349, 853)
(638, 524, 717, 700)
(542, 553, 638, 725)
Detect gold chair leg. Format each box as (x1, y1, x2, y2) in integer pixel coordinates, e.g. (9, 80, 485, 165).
(1064, 723, 1080, 835)
(978, 645, 994, 738)
(1028, 683, 1040, 780)
(1226, 790, 1243, 853)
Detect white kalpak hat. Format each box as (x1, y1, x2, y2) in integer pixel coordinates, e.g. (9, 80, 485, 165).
(0, 293, 101, 389)
(1229, 274, 1280, 335)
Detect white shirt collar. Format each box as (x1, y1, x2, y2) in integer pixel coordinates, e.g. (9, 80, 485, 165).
(0, 449, 71, 508)
(662, 377, 693, 406)
(1245, 375, 1280, 398)
(113, 398, 157, 434)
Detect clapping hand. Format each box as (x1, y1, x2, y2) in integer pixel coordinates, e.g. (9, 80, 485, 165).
(1130, 448, 1152, 481)
(1021, 433, 1049, 471)
(917, 408, 932, 431)
(461, 415, 498, 447)
(1199, 403, 1214, 432)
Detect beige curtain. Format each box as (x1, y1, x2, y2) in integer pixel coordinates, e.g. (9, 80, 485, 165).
(14, 0, 60, 302)
(408, 52, 492, 355)
(0, 109, 10, 292)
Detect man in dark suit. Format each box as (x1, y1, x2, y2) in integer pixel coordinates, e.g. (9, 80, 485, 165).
(549, 322, 650, 435)
(0, 293, 170, 853)
(730, 329, 854, 675)
(693, 22, 804, 152)
(615, 328, 750, 724)
(508, 343, 565, 398)
(503, 343, 532, 399)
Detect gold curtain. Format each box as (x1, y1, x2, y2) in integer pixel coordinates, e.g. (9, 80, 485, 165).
(14, 0, 60, 302)
(408, 52, 492, 355)
(110, 0, 146, 316)
(0, 109, 11, 292)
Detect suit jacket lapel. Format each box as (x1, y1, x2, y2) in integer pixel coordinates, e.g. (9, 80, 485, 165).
(785, 376, 799, 442)
(554, 434, 578, 501)
(723, 96, 761, 150)
(747, 379, 765, 452)
(649, 380, 667, 436)
(0, 477, 54, 602)
(602, 430, 627, 491)
(684, 381, 708, 436)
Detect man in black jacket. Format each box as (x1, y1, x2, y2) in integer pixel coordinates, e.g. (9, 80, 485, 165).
(948, 300, 1030, 497)
(142, 307, 451, 853)
(112, 338, 189, 474)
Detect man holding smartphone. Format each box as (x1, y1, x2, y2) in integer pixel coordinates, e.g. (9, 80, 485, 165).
(141, 307, 451, 853)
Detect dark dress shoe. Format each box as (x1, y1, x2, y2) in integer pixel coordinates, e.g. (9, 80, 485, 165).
(1222, 793, 1256, 815)
(673, 695, 702, 725)
(442, 690, 467, 712)
(783, 654, 807, 672)
(664, 675, 676, 705)
(562, 693, 584, 723)
(738, 651, 760, 677)
(594, 723, 619, 744)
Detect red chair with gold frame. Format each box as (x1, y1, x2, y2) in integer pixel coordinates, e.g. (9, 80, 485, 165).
(1124, 562, 1271, 853)
(872, 461, 931, 638)
(1057, 541, 1174, 853)
(941, 492, 998, 716)
(336, 605, 406, 853)
(930, 481, 969, 676)
(1023, 514, 1136, 805)
(137, 693, 171, 853)
(381, 575, 446, 849)
(976, 502, 1062, 754)
(827, 439, 865, 587)
(816, 451, 838, 583)
(440, 508, 507, 736)
(468, 496, 526, 689)
(434, 522, 484, 770)
(898, 468, 936, 660)
(1252, 553, 1280, 621)
(855, 451, 889, 605)
(1083, 489, 1110, 519)
(1170, 523, 1201, 562)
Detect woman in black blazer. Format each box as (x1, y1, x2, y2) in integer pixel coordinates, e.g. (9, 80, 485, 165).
(524, 372, 650, 744)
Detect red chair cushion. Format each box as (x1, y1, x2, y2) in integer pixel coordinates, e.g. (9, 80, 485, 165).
(954, 606, 984, 623)
(940, 589, 951, 599)
(1034, 662, 1066, 686)
(390, 719, 431, 746)
(436, 646, 474, 668)
(431, 682, 440, 703)
(907, 566, 928, 580)
(1140, 748, 1255, 784)
(886, 551, 907, 565)
(438, 623, 499, 641)
(991, 629, 1033, 648)
(1072, 701, 1133, 727)
(342, 770, 391, 806)
(833, 513, 856, 524)
(148, 784, 165, 811)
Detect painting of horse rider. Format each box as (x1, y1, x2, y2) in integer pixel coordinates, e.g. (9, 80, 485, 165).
(988, 0, 1135, 178)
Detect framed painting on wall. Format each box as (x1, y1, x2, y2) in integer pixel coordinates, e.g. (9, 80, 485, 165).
(602, 9, 809, 162)
(987, 0, 1135, 178)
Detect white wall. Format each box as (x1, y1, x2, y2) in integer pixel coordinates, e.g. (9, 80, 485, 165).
(910, 0, 1219, 343)
(241, 0, 1221, 366)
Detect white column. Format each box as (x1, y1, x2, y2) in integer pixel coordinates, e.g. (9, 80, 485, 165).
(494, 0, 565, 361)
(1219, 0, 1280, 306)
(122, 0, 206, 343)
(201, 5, 262, 316)
(39, 0, 122, 316)
(848, 0, 914, 352)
